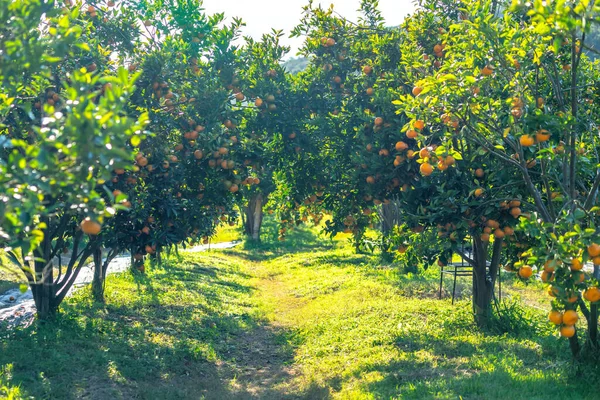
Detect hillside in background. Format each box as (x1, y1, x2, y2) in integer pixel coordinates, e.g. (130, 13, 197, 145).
(282, 57, 309, 74)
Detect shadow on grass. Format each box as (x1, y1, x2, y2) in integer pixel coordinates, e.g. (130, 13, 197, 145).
(362, 328, 593, 399)
(0, 256, 323, 400)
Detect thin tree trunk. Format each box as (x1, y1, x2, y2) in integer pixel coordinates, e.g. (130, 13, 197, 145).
(33, 217, 54, 320)
(379, 202, 399, 235)
(589, 303, 598, 349)
(471, 237, 503, 328)
(92, 247, 104, 302)
(244, 193, 264, 241)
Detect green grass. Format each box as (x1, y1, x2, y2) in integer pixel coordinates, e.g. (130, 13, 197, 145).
(212, 221, 244, 243)
(1, 226, 599, 399)
(0, 251, 26, 292)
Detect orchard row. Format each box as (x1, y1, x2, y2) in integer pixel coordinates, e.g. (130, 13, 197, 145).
(1, 0, 600, 359)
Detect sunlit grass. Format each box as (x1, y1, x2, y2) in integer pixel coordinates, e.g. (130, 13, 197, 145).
(0, 224, 596, 399)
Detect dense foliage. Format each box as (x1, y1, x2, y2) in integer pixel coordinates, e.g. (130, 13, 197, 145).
(1, 0, 600, 364)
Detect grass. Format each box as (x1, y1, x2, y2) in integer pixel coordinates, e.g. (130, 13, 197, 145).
(0, 252, 26, 293)
(212, 221, 244, 244)
(1, 225, 599, 399)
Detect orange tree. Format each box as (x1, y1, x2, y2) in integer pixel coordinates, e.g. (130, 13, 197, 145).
(0, 0, 147, 318)
(286, 1, 418, 255)
(234, 27, 345, 243)
(233, 31, 299, 242)
(90, 0, 245, 298)
(395, 0, 600, 356)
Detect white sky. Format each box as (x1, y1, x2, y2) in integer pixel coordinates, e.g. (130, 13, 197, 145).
(201, 0, 417, 58)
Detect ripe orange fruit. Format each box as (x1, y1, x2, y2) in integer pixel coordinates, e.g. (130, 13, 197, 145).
(481, 233, 490, 242)
(433, 44, 443, 53)
(194, 150, 203, 159)
(395, 141, 408, 151)
(366, 87, 374, 96)
(587, 243, 600, 257)
(536, 129, 551, 142)
(475, 168, 484, 178)
(420, 162, 433, 176)
(509, 200, 521, 208)
(548, 285, 560, 297)
(255, 98, 263, 107)
(571, 258, 583, 271)
(412, 86, 423, 96)
(494, 228, 505, 239)
(486, 219, 499, 229)
(374, 117, 384, 126)
(406, 129, 418, 139)
(326, 38, 336, 47)
(593, 256, 600, 266)
(519, 135, 535, 147)
(474, 188, 484, 197)
(414, 120, 425, 130)
(229, 184, 239, 193)
(363, 65, 373, 75)
(80, 218, 101, 235)
(510, 207, 521, 218)
(366, 176, 375, 184)
(503, 226, 514, 236)
(560, 325, 576, 338)
(444, 156, 456, 166)
(419, 147, 430, 159)
(541, 270, 554, 283)
(519, 265, 533, 279)
(481, 65, 494, 76)
(544, 259, 557, 272)
(548, 310, 563, 325)
(563, 310, 578, 325)
(511, 107, 523, 118)
(537, 97, 545, 108)
(437, 160, 448, 171)
(584, 287, 600, 302)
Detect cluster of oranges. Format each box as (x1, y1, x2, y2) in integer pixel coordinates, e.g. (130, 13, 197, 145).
(544, 243, 600, 338)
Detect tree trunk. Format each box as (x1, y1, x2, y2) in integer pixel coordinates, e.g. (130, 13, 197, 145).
(92, 247, 118, 303)
(91, 247, 104, 302)
(32, 217, 54, 320)
(244, 193, 264, 242)
(589, 303, 598, 349)
(470, 236, 503, 328)
(379, 202, 400, 261)
(379, 202, 400, 235)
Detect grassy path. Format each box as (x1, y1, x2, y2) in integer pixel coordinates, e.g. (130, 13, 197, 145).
(1, 231, 598, 399)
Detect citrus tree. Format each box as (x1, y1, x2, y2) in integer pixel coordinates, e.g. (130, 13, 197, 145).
(90, 0, 245, 297)
(396, 0, 600, 356)
(0, 0, 147, 318)
(286, 0, 419, 254)
(234, 31, 296, 242)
